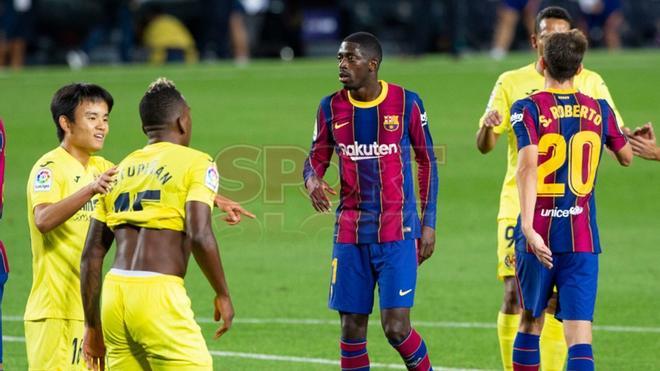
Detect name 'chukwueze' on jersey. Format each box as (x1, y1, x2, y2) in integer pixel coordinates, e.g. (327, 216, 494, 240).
(93, 142, 218, 230)
(303, 81, 439, 244)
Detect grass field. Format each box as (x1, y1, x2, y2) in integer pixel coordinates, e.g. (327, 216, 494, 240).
(0, 50, 659, 370)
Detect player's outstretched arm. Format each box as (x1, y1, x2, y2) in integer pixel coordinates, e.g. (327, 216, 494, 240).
(34, 167, 117, 233)
(214, 194, 256, 225)
(186, 200, 234, 339)
(476, 110, 502, 154)
(516, 146, 553, 269)
(80, 218, 114, 371)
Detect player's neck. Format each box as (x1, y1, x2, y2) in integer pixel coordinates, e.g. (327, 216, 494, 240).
(545, 79, 575, 91)
(147, 133, 186, 146)
(60, 142, 91, 167)
(349, 79, 382, 102)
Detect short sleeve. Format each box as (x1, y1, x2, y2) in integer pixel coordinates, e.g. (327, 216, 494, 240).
(29, 164, 64, 208)
(511, 99, 539, 150)
(601, 101, 627, 152)
(185, 154, 217, 209)
(479, 75, 510, 135)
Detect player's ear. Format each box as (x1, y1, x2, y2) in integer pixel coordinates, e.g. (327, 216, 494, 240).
(531, 33, 538, 50)
(58, 115, 72, 136)
(539, 57, 547, 72)
(576, 63, 584, 75)
(369, 58, 379, 72)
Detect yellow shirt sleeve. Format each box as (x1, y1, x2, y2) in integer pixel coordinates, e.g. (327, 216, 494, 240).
(185, 155, 218, 209)
(92, 195, 108, 223)
(581, 71, 625, 127)
(479, 75, 510, 135)
(29, 164, 64, 208)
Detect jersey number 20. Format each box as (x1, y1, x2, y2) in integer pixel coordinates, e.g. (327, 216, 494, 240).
(537, 131, 601, 197)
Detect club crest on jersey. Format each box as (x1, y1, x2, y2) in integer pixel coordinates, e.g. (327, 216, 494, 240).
(34, 168, 53, 192)
(383, 115, 400, 131)
(205, 165, 219, 192)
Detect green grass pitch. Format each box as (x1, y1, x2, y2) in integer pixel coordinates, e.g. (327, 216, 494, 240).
(0, 50, 659, 370)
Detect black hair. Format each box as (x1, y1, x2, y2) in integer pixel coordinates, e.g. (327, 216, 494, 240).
(50, 83, 114, 142)
(343, 32, 383, 67)
(139, 77, 186, 133)
(535, 6, 573, 33)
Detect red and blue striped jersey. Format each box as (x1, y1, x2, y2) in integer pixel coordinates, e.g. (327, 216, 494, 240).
(303, 81, 438, 244)
(512, 89, 627, 254)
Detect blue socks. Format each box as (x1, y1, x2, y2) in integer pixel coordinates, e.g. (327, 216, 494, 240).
(567, 343, 594, 371)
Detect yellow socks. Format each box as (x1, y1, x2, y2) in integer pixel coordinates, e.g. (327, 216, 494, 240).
(497, 312, 520, 371)
(540, 315, 567, 371)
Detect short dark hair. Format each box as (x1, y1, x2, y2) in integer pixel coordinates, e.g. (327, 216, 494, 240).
(50, 83, 114, 142)
(543, 30, 588, 82)
(535, 6, 573, 34)
(139, 77, 186, 133)
(343, 32, 383, 67)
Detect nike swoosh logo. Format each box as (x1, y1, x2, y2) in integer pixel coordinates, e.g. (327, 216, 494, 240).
(334, 121, 350, 129)
(399, 289, 413, 296)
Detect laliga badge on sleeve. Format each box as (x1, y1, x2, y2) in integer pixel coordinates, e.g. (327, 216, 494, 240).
(34, 168, 53, 192)
(205, 165, 219, 192)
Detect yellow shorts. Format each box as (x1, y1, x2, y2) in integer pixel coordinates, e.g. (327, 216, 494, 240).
(24, 318, 84, 371)
(497, 218, 517, 280)
(102, 271, 213, 370)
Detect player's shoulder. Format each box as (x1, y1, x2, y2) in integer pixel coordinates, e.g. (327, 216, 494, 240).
(577, 67, 604, 83)
(174, 144, 214, 164)
(30, 147, 63, 172)
(498, 63, 536, 84)
(89, 156, 114, 172)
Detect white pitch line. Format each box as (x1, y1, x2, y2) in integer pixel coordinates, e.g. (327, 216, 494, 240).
(2, 335, 487, 370)
(4, 316, 660, 334)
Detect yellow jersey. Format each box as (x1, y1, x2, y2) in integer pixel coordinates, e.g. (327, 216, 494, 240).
(93, 142, 218, 231)
(25, 147, 114, 321)
(479, 63, 624, 220)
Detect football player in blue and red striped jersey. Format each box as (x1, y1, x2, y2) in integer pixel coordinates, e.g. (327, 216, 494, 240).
(511, 30, 631, 371)
(303, 32, 438, 371)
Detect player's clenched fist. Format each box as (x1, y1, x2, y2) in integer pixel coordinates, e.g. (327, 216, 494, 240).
(89, 167, 118, 195)
(482, 110, 503, 128)
(305, 174, 337, 213)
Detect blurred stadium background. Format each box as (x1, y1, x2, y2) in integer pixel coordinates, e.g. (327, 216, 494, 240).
(1, 0, 659, 370)
(0, 0, 659, 67)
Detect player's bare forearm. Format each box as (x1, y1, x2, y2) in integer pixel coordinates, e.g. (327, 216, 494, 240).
(80, 218, 114, 328)
(186, 201, 231, 298)
(476, 125, 499, 154)
(516, 146, 538, 236)
(614, 142, 633, 166)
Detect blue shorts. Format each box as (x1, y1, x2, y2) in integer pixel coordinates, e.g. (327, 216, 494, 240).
(503, 0, 529, 11)
(516, 251, 598, 321)
(328, 239, 418, 314)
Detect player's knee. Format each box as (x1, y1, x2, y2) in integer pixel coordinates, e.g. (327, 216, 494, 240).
(340, 314, 367, 339)
(502, 279, 520, 311)
(382, 319, 411, 344)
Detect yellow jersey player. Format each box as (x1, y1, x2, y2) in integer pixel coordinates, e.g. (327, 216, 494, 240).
(80, 78, 234, 370)
(475, 7, 625, 371)
(24, 83, 117, 370)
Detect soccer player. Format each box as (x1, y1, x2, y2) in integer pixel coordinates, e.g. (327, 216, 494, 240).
(0, 117, 7, 371)
(24, 83, 117, 370)
(511, 29, 632, 371)
(80, 78, 234, 370)
(475, 6, 625, 370)
(303, 32, 438, 371)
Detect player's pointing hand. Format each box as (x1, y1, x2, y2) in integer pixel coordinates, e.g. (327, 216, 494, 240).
(214, 294, 234, 339)
(89, 166, 118, 195)
(214, 194, 256, 225)
(483, 110, 503, 128)
(306, 175, 337, 213)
